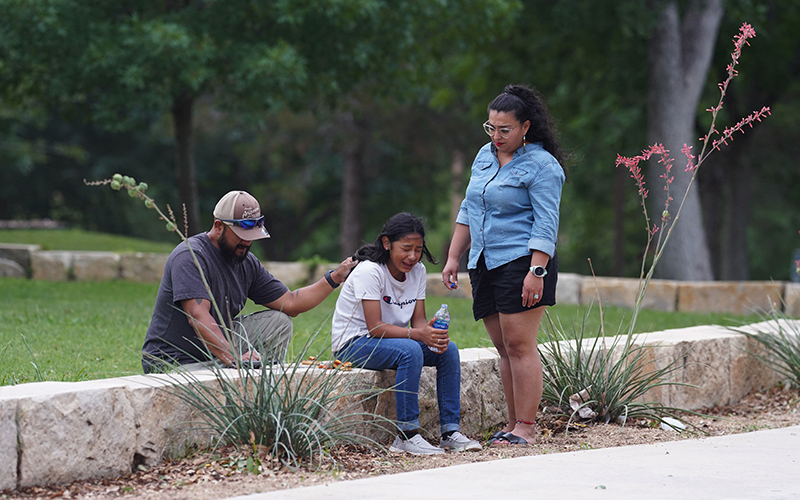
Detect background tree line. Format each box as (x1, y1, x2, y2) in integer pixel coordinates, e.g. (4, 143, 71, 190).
(1, 0, 798, 281)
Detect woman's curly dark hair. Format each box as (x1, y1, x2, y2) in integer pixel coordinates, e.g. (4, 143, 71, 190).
(488, 84, 568, 179)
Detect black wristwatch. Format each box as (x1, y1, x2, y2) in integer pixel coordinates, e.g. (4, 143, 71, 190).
(324, 269, 340, 289)
(529, 265, 548, 278)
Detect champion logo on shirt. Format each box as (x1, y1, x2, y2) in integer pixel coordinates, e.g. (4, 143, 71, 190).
(382, 296, 417, 309)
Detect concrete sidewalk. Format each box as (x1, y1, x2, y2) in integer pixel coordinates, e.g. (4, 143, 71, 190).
(229, 425, 800, 500)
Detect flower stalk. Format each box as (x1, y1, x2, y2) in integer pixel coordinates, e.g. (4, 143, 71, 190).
(616, 23, 770, 336)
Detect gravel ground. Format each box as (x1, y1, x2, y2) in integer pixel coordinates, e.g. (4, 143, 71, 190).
(4, 385, 799, 500)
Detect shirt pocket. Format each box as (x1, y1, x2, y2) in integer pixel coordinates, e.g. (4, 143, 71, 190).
(501, 166, 532, 187)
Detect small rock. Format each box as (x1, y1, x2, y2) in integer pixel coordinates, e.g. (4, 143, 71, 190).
(660, 417, 686, 432)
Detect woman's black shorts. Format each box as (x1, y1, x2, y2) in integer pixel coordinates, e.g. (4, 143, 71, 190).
(469, 252, 558, 321)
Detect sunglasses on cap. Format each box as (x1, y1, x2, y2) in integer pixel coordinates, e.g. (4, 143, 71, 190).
(217, 216, 265, 230)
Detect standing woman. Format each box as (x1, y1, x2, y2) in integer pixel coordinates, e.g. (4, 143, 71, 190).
(442, 84, 566, 445)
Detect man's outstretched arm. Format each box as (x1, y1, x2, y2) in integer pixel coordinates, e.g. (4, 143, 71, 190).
(263, 257, 356, 317)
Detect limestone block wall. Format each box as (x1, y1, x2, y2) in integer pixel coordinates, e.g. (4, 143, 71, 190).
(579, 277, 680, 312)
(0, 374, 213, 490)
(0, 243, 40, 270)
(0, 243, 798, 316)
(265, 261, 312, 288)
(554, 272, 583, 305)
(72, 252, 120, 281)
(1, 322, 797, 491)
(568, 275, 793, 316)
(120, 253, 169, 282)
(786, 283, 800, 317)
(425, 272, 473, 300)
(30, 251, 74, 281)
(625, 325, 783, 409)
(677, 281, 784, 314)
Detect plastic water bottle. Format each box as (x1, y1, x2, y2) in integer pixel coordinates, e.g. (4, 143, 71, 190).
(430, 304, 450, 353)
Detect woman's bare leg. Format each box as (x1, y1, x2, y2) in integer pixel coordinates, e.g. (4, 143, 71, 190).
(483, 313, 515, 433)
(497, 307, 545, 443)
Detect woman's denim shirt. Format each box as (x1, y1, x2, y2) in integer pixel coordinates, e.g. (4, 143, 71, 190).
(456, 142, 565, 271)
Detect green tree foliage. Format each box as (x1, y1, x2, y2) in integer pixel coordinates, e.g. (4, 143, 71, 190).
(2, 0, 797, 280)
(0, 0, 515, 237)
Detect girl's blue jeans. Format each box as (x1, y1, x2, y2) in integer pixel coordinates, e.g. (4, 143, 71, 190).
(336, 336, 461, 433)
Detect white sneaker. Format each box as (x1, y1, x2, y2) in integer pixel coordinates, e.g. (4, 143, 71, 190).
(389, 434, 445, 455)
(439, 431, 482, 452)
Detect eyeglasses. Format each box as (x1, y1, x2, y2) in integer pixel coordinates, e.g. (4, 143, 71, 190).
(483, 121, 519, 139)
(217, 216, 265, 230)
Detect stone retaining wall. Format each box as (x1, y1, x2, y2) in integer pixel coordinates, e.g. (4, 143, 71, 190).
(1, 244, 799, 316)
(1, 321, 795, 491)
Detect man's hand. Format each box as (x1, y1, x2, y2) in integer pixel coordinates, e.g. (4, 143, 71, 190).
(235, 351, 262, 369)
(241, 350, 260, 362)
(330, 256, 357, 285)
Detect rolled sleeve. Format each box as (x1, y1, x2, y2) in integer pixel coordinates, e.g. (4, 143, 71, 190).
(528, 161, 565, 258)
(528, 237, 556, 259)
(456, 199, 470, 226)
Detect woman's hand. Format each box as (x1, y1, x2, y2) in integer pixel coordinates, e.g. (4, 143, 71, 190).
(442, 223, 470, 290)
(415, 318, 450, 352)
(521, 272, 543, 308)
(441, 258, 460, 290)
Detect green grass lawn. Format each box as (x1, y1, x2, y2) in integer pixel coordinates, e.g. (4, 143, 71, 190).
(0, 228, 176, 254)
(0, 278, 765, 386)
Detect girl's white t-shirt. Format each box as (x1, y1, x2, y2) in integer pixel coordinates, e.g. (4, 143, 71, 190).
(331, 260, 427, 352)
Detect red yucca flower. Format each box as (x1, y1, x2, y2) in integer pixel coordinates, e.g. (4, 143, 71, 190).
(613, 22, 772, 322)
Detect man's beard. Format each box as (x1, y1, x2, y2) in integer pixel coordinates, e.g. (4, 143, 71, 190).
(219, 226, 250, 265)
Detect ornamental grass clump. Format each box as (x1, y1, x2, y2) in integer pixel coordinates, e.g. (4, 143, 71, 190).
(733, 234, 800, 389)
(734, 312, 800, 389)
(539, 307, 692, 427)
(86, 176, 393, 468)
(540, 23, 770, 429)
(164, 333, 393, 468)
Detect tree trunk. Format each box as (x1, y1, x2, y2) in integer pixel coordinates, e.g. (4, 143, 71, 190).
(172, 93, 202, 236)
(339, 112, 364, 258)
(613, 165, 627, 276)
(698, 145, 723, 278)
(698, 139, 753, 281)
(719, 144, 752, 280)
(646, 0, 722, 281)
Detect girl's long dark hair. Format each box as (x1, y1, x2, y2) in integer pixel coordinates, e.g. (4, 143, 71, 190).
(353, 212, 438, 265)
(488, 84, 568, 179)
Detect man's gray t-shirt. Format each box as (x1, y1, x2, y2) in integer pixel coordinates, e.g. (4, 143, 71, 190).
(142, 233, 288, 371)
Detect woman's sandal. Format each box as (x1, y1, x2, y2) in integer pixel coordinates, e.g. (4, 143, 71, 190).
(498, 432, 529, 444)
(486, 430, 509, 445)
(489, 432, 532, 446)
